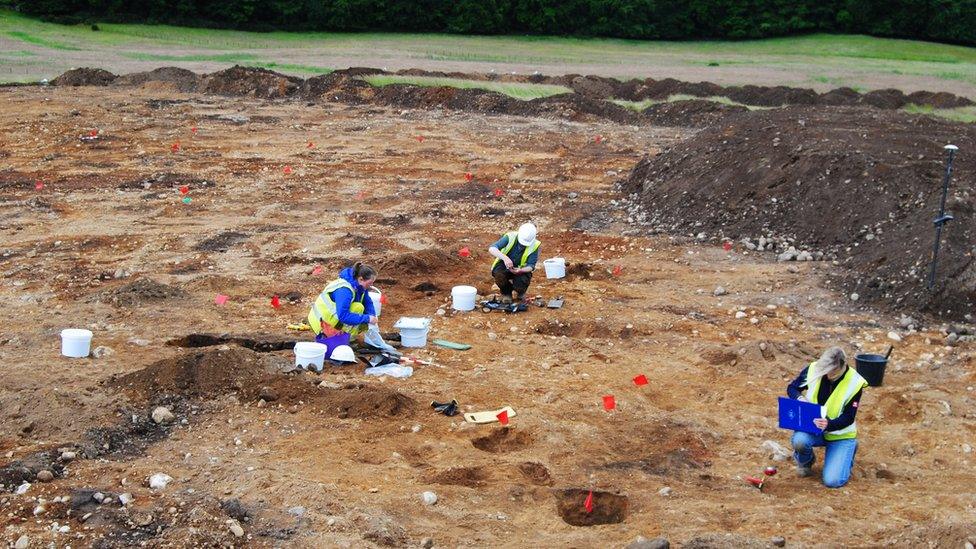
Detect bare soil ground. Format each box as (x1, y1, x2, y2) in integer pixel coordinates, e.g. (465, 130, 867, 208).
(1, 82, 975, 548)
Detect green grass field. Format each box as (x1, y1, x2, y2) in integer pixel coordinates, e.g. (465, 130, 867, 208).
(2, 8, 976, 120)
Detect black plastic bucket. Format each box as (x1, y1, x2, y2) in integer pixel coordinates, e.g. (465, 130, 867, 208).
(854, 353, 888, 387)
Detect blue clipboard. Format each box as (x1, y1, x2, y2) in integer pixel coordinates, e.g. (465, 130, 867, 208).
(778, 397, 824, 434)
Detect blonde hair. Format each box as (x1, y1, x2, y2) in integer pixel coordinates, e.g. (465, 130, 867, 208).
(809, 346, 846, 382)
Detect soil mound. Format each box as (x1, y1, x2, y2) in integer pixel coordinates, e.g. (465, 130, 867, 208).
(91, 278, 186, 307)
(201, 65, 302, 99)
(624, 105, 976, 317)
(427, 466, 490, 487)
(376, 248, 459, 276)
(114, 67, 201, 92)
(568, 75, 617, 99)
(300, 72, 372, 102)
(641, 99, 747, 128)
(52, 68, 117, 87)
(112, 348, 415, 418)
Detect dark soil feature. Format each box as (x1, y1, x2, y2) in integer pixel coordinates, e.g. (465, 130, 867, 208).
(116, 171, 214, 191)
(471, 427, 532, 453)
(52, 67, 117, 86)
(554, 489, 628, 526)
(167, 333, 296, 352)
(427, 466, 491, 487)
(90, 278, 186, 307)
(564, 262, 611, 281)
(82, 402, 182, 460)
(518, 462, 553, 486)
(624, 105, 976, 318)
(193, 230, 249, 252)
(412, 281, 440, 292)
(598, 418, 715, 476)
(111, 348, 415, 419)
(0, 451, 64, 491)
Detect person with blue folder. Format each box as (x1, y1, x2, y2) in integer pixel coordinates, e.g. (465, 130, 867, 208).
(784, 347, 868, 488)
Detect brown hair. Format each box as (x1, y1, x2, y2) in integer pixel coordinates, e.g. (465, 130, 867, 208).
(352, 261, 377, 281)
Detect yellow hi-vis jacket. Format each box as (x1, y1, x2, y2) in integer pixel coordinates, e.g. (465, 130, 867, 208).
(491, 232, 541, 270)
(307, 278, 368, 336)
(805, 364, 868, 441)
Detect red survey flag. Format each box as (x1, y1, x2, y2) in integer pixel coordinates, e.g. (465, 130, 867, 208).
(603, 395, 616, 411)
(311, 265, 323, 276)
(633, 374, 648, 386)
(464, 172, 473, 182)
(190, 126, 198, 134)
(214, 294, 229, 305)
(497, 410, 509, 425)
(416, 135, 425, 143)
(458, 247, 471, 258)
(594, 135, 603, 144)
(723, 241, 733, 251)
(89, 129, 98, 137)
(307, 141, 315, 149)
(34, 180, 44, 190)
(179, 185, 189, 195)
(584, 491, 594, 513)
(612, 265, 623, 277)
(271, 295, 281, 309)
(493, 188, 504, 197)
(283, 166, 293, 175)
(171, 141, 180, 152)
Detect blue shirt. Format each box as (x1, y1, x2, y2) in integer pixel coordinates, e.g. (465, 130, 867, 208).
(330, 267, 376, 326)
(492, 234, 539, 269)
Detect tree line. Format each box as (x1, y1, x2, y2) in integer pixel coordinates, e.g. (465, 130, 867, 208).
(5, 0, 976, 46)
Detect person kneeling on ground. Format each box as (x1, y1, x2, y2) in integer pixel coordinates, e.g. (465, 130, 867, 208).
(307, 262, 378, 342)
(488, 222, 541, 304)
(787, 346, 868, 488)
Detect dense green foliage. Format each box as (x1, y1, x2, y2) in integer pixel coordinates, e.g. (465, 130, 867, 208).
(6, 0, 976, 46)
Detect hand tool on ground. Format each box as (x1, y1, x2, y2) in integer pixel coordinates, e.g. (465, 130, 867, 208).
(928, 144, 959, 290)
(432, 339, 472, 350)
(287, 322, 311, 331)
(745, 466, 777, 492)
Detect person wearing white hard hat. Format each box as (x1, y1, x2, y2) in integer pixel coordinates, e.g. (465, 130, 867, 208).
(488, 222, 541, 304)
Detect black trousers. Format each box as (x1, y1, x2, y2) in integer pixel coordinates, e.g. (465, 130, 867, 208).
(492, 264, 533, 297)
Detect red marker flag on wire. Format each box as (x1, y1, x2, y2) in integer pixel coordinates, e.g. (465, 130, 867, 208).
(89, 129, 98, 137)
(633, 374, 648, 386)
(311, 265, 323, 276)
(493, 188, 504, 197)
(497, 410, 509, 425)
(612, 265, 623, 277)
(464, 172, 473, 182)
(214, 294, 229, 305)
(283, 166, 293, 175)
(179, 185, 189, 195)
(171, 141, 180, 153)
(190, 126, 198, 134)
(271, 295, 281, 309)
(603, 395, 616, 411)
(584, 490, 594, 513)
(458, 247, 471, 258)
(416, 135, 425, 143)
(34, 180, 44, 190)
(723, 241, 733, 251)
(307, 141, 315, 149)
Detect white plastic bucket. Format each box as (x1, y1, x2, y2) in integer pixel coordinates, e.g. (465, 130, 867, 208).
(61, 329, 93, 358)
(294, 341, 328, 371)
(393, 317, 431, 348)
(451, 285, 477, 311)
(543, 257, 566, 279)
(368, 288, 382, 317)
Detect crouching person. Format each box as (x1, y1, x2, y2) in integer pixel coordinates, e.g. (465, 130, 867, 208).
(787, 346, 868, 488)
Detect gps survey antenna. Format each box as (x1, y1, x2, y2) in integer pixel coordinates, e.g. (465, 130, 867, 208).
(928, 144, 959, 290)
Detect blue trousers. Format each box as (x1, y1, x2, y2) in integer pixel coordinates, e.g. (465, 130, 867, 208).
(791, 431, 858, 488)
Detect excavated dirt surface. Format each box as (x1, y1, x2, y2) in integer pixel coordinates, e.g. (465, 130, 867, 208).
(624, 105, 976, 317)
(0, 81, 975, 548)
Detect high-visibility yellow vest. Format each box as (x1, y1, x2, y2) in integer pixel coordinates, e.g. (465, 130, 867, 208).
(307, 278, 368, 336)
(491, 232, 541, 269)
(805, 364, 868, 441)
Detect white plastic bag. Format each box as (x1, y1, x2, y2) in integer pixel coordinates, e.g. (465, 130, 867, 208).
(364, 365, 413, 378)
(365, 325, 398, 353)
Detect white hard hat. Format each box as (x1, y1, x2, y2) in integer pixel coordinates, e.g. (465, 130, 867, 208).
(517, 223, 537, 246)
(330, 345, 356, 363)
